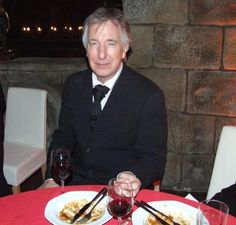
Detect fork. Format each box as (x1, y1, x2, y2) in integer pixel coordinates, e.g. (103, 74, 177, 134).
(76, 192, 107, 224)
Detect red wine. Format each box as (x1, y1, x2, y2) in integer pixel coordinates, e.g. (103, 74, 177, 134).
(108, 199, 132, 218)
(52, 163, 71, 184)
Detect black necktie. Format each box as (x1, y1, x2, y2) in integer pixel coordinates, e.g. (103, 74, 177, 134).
(91, 84, 109, 129)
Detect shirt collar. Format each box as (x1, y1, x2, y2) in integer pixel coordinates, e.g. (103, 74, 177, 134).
(92, 63, 123, 91)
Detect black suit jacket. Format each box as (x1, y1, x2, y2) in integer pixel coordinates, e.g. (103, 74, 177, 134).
(46, 65, 167, 188)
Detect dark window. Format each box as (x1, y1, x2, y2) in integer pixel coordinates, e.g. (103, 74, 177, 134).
(3, 0, 122, 58)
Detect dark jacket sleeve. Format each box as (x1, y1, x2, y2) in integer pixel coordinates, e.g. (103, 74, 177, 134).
(44, 75, 77, 179)
(212, 183, 236, 217)
(131, 89, 167, 188)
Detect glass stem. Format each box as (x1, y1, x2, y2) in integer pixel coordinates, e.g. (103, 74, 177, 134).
(61, 180, 65, 194)
(118, 217, 125, 225)
(118, 217, 132, 225)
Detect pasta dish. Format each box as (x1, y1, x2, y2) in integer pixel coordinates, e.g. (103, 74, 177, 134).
(145, 208, 192, 225)
(59, 198, 105, 224)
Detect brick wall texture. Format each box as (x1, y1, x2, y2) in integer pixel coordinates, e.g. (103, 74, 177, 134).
(123, 0, 236, 193)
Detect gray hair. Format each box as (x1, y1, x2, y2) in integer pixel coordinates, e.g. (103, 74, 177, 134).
(82, 7, 132, 49)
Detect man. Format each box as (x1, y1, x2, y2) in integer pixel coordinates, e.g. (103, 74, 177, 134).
(42, 7, 167, 196)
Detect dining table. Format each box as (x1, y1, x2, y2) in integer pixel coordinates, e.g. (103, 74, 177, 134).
(0, 185, 235, 225)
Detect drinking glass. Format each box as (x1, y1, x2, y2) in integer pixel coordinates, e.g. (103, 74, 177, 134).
(197, 199, 229, 225)
(107, 178, 133, 225)
(51, 148, 71, 194)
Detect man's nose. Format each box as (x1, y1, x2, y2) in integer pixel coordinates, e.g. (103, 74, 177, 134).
(98, 45, 106, 59)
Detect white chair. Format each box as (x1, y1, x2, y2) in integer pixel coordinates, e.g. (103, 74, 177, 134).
(3, 87, 47, 193)
(207, 125, 236, 199)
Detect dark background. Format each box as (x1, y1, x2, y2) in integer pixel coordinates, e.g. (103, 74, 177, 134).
(3, 0, 122, 57)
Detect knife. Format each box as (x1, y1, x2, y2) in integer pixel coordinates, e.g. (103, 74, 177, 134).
(70, 187, 107, 224)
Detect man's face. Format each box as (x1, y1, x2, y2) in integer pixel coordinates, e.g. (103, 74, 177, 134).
(86, 20, 128, 83)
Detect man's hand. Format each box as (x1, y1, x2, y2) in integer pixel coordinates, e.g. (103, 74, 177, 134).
(116, 171, 141, 197)
(38, 179, 59, 189)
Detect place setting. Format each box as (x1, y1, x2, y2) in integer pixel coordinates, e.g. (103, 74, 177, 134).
(43, 148, 229, 225)
(44, 177, 132, 225)
(44, 188, 112, 225)
(44, 148, 111, 225)
(43, 150, 228, 225)
(44, 174, 201, 225)
(132, 200, 197, 225)
(42, 189, 228, 225)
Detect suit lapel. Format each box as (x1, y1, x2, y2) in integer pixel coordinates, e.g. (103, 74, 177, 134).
(105, 65, 131, 111)
(74, 71, 93, 144)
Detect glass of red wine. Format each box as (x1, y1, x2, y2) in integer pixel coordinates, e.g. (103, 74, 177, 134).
(107, 178, 133, 225)
(51, 148, 71, 194)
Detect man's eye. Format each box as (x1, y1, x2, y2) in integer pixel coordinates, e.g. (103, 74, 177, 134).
(89, 41, 97, 46)
(108, 42, 116, 46)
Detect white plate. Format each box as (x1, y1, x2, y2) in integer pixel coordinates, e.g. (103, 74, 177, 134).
(132, 200, 198, 225)
(44, 191, 112, 225)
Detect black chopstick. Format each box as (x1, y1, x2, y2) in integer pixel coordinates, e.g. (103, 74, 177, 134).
(70, 187, 107, 224)
(134, 200, 170, 225)
(140, 201, 172, 220)
(137, 200, 180, 225)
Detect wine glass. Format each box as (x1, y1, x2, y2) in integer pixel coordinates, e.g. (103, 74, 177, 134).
(197, 199, 229, 225)
(107, 178, 133, 225)
(51, 148, 71, 194)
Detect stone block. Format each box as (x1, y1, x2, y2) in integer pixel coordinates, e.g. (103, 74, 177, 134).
(0, 70, 7, 80)
(127, 25, 154, 67)
(0, 60, 9, 70)
(47, 71, 65, 85)
(49, 58, 87, 71)
(168, 111, 215, 154)
(187, 71, 236, 116)
(135, 68, 186, 111)
(181, 154, 214, 192)
(5, 70, 51, 84)
(7, 57, 50, 71)
(154, 25, 222, 69)
(190, 0, 236, 26)
(224, 28, 236, 70)
(123, 0, 188, 25)
(161, 152, 181, 189)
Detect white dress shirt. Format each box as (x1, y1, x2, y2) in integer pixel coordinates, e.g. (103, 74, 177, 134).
(92, 63, 123, 110)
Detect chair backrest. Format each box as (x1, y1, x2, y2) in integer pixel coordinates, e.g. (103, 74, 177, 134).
(207, 126, 236, 199)
(4, 87, 47, 148)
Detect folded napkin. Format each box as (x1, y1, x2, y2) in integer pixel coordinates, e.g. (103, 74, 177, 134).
(185, 193, 199, 202)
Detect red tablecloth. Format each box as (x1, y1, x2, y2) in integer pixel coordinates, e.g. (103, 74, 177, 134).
(0, 185, 235, 225)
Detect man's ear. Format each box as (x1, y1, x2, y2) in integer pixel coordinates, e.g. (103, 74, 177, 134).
(122, 44, 129, 61)
(124, 44, 129, 54)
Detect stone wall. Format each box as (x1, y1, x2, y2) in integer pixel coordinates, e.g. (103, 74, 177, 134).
(1, 0, 236, 193)
(123, 0, 236, 192)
